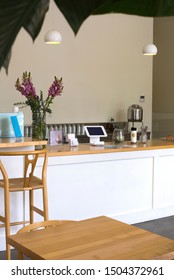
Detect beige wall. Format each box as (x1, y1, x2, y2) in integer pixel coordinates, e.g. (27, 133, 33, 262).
(153, 17, 174, 137)
(0, 5, 153, 129)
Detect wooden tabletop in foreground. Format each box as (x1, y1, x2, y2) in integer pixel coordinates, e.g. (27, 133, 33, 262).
(7, 216, 174, 260)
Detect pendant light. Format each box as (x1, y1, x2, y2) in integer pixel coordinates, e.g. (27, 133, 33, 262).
(44, 30, 62, 44)
(44, 0, 62, 44)
(142, 43, 158, 56)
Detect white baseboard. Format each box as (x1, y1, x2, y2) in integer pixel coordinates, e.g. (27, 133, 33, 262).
(109, 206, 174, 224)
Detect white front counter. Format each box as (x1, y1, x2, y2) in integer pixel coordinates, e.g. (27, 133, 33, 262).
(45, 148, 174, 223)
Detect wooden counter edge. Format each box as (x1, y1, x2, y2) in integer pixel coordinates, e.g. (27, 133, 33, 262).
(46, 140, 174, 157)
(0, 138, 47, 148)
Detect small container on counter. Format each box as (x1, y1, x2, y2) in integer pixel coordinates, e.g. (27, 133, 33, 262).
(67, 124, 72, 134)
(24, 125, 29, 137)
(76, 124, 81, 135)
(112, 128, 125, 143)
(131, 127, 137, 144)
(72, 124, 76, 134)
(141, 126, 148, 144)
(80, 124, 85, 135)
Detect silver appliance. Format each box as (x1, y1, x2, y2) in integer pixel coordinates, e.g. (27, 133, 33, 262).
(127, 104, 143, 127)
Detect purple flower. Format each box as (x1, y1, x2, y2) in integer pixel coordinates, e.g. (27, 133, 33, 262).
(15, 72, 36, 97)
(15, 72, 63, 114)
(48, 77, 63, 97)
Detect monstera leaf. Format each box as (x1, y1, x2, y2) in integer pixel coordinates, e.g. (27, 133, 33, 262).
(0, 0, 49, 73)
(93, 0, 174, 17)
(1, 0, 174, 73)
(54, 0, 109, 35)
(55, 0, 174, 34)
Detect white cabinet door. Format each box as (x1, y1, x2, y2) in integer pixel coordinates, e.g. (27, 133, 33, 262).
(154, 154, 174, 208)
(47, 156, 153, 221)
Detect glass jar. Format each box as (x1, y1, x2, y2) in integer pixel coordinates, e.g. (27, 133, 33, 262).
(141, 126, 148, 144)
(112, 128, 125, 143)
(32, 110, 46, 140)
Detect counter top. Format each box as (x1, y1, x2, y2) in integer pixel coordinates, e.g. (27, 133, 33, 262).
(1, 138, 173, 155)
(0, 137, 47, 148)
(47, 139, 174, 157)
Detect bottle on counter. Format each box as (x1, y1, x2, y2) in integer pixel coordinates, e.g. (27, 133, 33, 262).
(131, 127, 137, 144)
(46, 125, 49, 140)
(141, 126, 148, 144)
(67, 124, 72, 134)
(76, 124, 81, 135)
(72, 124, 76, 134)
(24, 125, 29, 137)
(13, 106, 24, 137)
(53, 124, 58, 131)
(48, 125, 53, 144)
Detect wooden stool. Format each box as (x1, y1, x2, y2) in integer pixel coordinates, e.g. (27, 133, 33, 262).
(0, 149, 48, 259)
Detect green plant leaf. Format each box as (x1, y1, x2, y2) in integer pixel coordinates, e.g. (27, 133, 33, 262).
(54, 0, 108, 35)
(0, 0, 49, 73)
(55, 0, 174, 35)
(93, 0, 174, 17)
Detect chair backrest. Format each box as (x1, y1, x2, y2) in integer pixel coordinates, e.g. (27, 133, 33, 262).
(155, 251, 174, 260)
(0, 149, 48, 187)
(17, 220, 72, 233)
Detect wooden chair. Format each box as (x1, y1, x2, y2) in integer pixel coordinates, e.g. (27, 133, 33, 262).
(16, 219, 72, 259)
(155, 251, 174, 260)
(0, 149, 48, 260)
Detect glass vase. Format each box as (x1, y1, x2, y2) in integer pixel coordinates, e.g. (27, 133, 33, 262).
(32, 110, 46, 141)
(112, 128, 125, 143)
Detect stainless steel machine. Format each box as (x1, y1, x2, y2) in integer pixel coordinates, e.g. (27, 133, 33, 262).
(127, 104, 143, 128)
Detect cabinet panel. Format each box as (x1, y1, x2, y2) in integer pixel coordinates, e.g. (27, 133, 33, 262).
(154, 155, 174, 208)
(47, 157, 153, 220)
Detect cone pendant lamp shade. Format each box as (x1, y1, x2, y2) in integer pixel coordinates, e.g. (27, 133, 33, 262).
(44, 30, 62, 44)
(142, 44, 158, 55)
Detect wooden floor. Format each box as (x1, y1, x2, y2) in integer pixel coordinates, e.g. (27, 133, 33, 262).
(0, 215, 174, 260)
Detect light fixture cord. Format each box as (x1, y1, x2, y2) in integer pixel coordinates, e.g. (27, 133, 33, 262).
(51, 0, 54, 30)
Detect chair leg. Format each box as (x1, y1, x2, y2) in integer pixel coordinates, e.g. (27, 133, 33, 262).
(6, 243, 11, 260)
(18, 251, 23, 260)
(4, 187, 11, 260)
(43, 186, 49, 221)
(29, 190, 34, 224)
(29, 187, 48, 223)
